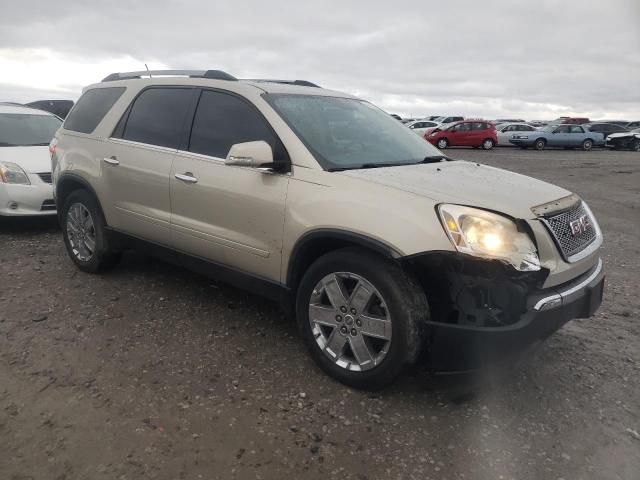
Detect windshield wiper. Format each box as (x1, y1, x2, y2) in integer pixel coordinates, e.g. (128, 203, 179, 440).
(419, 155, 450, 163)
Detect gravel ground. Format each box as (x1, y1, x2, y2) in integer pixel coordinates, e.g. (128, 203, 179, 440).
(1, 148, 639, 480)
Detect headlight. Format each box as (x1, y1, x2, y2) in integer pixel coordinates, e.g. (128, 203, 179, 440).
(0, 162, 31, 185)
(438, 204, 540, 271)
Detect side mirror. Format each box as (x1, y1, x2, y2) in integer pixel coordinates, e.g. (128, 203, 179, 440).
(225, 141, 285, 170)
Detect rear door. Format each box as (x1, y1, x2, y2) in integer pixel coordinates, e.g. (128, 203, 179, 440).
(170, 89, 290, 282)
(569, 125, 587, 145)
(104, 87, 196, 242)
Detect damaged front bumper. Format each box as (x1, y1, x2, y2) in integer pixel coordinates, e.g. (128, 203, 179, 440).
(404, 253, 605, 372)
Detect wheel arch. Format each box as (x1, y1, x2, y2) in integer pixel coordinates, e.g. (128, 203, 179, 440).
(56, 173, 106, 221)
(286, 229, 402, 292)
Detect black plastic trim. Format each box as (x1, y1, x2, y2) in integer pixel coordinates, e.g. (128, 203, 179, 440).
(286, 228, 401, 288)
(106, 228, 289, 303)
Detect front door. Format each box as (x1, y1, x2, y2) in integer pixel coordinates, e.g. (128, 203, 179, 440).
(170, 89, 290, 282)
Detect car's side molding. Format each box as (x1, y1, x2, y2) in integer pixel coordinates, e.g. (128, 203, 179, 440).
(286, 228, 403, 289)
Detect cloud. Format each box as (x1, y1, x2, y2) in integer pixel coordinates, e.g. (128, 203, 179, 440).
(1, 0, 638, 119)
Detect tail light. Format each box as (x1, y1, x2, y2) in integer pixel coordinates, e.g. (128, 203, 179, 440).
(49, 138, 58, 156)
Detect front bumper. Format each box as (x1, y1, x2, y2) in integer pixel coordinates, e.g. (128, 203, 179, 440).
(0, 182, 56, 216)
(425, 258, 605, 372)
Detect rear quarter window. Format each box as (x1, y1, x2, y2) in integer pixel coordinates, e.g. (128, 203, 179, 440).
(64, 87, 125, 134)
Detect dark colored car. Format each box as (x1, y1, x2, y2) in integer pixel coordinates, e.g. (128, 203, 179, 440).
(25, 100, 74, 119)
(626, 121, 640, 130)
(554, 117, 590, 125)
(426, 120, 497, 150)
(585, 123, 629, 139)
(605, 129, 640, 151)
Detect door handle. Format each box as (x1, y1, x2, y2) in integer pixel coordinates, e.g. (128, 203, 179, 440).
(175, 172, 198, 184)
(103, 156, 119, 166)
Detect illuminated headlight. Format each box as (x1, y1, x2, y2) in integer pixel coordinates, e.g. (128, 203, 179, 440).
(438, 204, 540, 271)
(0, 162, 31, 185)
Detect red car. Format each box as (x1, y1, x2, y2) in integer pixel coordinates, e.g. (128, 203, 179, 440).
(425, 120, 497, 150)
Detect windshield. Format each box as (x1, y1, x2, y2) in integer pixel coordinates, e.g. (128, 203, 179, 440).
(266, 94, 444, 170)
(0, 113, 62, 147)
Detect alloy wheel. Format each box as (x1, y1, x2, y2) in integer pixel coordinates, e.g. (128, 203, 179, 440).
(308, 272, 392, 372)
(66, 203, 96, 262)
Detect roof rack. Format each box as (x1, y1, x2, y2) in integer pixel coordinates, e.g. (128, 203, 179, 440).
(101, 70, 237, 82)
(245, 79, 321, 88)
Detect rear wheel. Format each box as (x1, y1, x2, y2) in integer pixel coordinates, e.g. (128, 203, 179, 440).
(534, 138, 546, 150)
(437, 138, 448, 149)
(61, 190, 121, 273)
(581, 139, 593, 151)
(482, 138, 495, 150)
(296, 248, 428, 390)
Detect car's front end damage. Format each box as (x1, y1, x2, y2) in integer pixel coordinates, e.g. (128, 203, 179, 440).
(402, 193, 604, 372)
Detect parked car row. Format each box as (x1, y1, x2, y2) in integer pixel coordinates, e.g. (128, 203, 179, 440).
(395, 113, 640, 151)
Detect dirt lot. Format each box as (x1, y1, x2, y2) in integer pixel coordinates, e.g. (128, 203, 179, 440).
(1, 148, 639, 480)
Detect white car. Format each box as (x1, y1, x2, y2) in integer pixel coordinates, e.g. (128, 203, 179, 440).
(405, 119, 440, 136)
(495, 123, 538, 146)
(0, 103, 61, 216)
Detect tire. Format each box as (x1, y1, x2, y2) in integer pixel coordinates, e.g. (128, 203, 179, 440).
(481, 138, 495, 150)
(61, 189, 121, 273)
(296, 248, 429, 390)
(534, 138, 546, 150)
(581, 139, 593, 151)
(437, 138, 448, 149)
(633, 140, 640, 152)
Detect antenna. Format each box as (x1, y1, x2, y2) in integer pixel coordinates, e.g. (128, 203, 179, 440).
(144, 64, 152, 78)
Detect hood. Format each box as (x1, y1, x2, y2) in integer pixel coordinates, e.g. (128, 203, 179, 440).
(0, 146, 52, 173)
(340, 160, 570, 220)
(607, 131, 639, 140)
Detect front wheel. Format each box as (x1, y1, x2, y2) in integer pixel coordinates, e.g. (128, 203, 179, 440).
(61, 189, 121, 273)
(581, 139, 593, 151)
(437, 138, 449, 149)
(534, 139, 546, 150)
(482, 138, 495, 150)
(296, 248, 428, 390)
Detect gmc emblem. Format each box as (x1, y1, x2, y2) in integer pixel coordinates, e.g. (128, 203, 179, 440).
(569, 215, 591, 236)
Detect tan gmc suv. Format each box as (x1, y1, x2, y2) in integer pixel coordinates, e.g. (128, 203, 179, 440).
(51, 70, 604, 389)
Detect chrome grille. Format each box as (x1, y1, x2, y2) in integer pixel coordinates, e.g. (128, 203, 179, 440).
(37, 172, 52, 184)
(543, 201, 597, 260)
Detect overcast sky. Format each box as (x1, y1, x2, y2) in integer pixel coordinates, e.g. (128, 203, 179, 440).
(1, 0, 639, 119)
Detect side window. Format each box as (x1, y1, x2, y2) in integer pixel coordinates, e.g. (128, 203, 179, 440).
(64, 87, 125, 134)
(522, 125, 535, 131)
(555, 125, 570, 133)
(189, 90, 279, 159)
(570, 125, 584, 133)
(121, 88, 193, 149)
(458, 123, 472, 132)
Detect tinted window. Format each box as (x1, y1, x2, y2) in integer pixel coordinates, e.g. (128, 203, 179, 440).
(121, 88, 193, 148)
(0, 114, 62, 146)
(520, 125, 535, 131)
(471, 122, 486, 130)
(456, 123, 472, 131)
(64, 87, 125, 133)
(189, 90, 277, 158)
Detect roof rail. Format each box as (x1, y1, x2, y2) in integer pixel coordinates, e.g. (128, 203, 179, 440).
(101, 70, 237, 82)
(245, 79, 321, 88)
